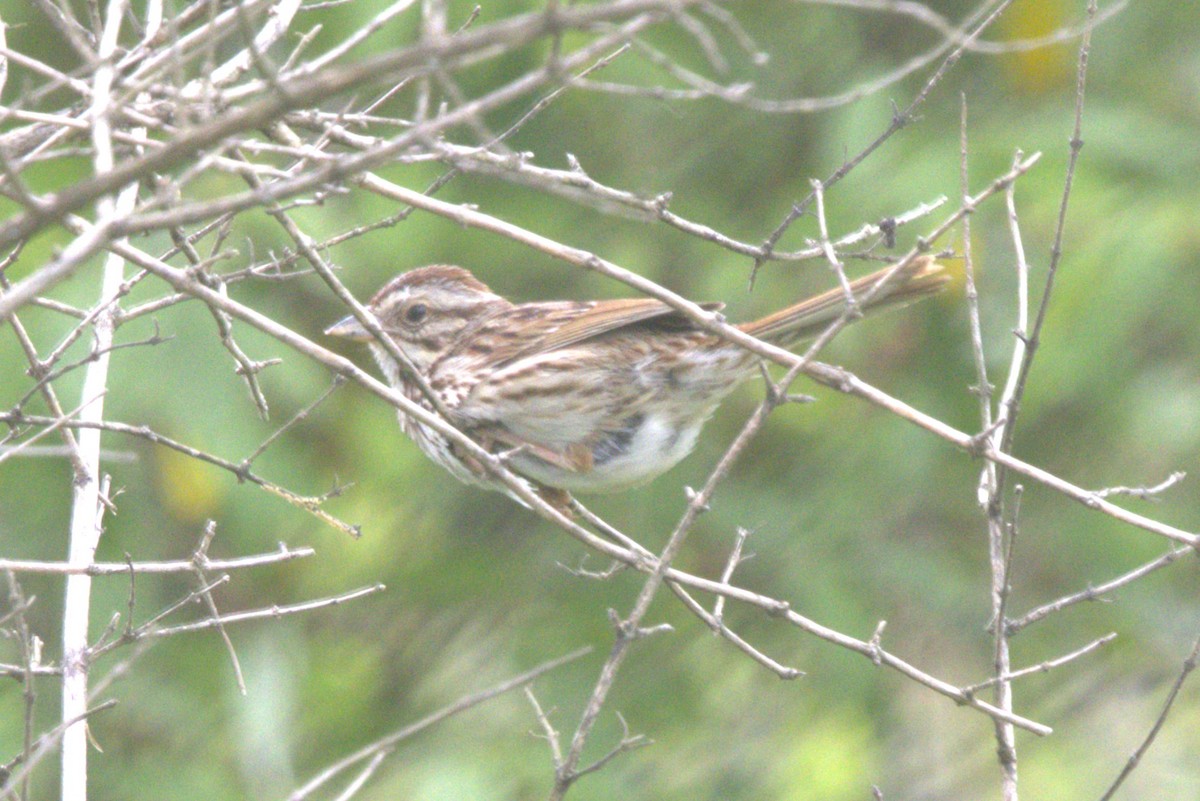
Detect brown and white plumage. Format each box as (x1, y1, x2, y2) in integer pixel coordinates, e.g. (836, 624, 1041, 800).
(327, 259, 947, 495)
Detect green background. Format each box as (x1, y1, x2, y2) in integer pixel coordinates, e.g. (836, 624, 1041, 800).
(1, 1, 1199, 799)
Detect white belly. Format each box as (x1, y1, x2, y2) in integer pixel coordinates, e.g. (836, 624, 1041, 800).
(513, 412, 707, 493)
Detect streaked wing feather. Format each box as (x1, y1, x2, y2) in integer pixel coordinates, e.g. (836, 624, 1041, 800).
(503, 298, 723, 364)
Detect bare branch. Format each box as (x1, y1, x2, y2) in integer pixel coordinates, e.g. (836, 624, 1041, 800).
(1095, 471, 1187, 501)
(1008, 547, 1194, 635)
(1097, 632, 1200, 801)
(288, 646, 593, 801)
(0, 542, 314, 575)
(0, 410, 362, 538)
(992, 0, 1097, 455)
(145, 583, 385, 638)
(964, 633, 1118, 695)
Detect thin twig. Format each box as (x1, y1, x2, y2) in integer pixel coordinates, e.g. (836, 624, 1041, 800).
(994, 0, 1096, 457)
(0, 701, 119, 796)
(1095, 472, 1187, 501)
(0, 411, 362, 538)
(753, 0, 1017, 278)
(1008, 547, 1194, 635)
(4, 571, 39, 801)
(1097, 632, 1200, 801)
(190, 522, 247, 695)
(963, 633, 1117, 695)
(0, 543, 314, 575)
(146, 583, 385, 638)
(711, 527, 751, 625)
(288, 646, 593, 801)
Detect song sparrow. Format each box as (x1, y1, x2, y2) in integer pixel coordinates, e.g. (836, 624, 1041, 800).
(326, 258, 946, 503)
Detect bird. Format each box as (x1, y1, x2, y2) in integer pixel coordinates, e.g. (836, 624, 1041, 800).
(326, 257, 947, 507)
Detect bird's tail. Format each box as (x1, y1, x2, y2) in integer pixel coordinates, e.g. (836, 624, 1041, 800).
(738, 256, 949, 346)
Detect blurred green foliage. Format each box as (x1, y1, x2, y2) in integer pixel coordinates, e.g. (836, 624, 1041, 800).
(1, 1, 1199, 799)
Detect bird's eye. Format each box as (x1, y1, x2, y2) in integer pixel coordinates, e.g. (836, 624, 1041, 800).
(403, 303, 428, 325)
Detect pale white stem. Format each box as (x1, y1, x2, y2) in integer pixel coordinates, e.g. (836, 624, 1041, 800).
(61, 3, 140, 797)
(989, 150, 1031, 458)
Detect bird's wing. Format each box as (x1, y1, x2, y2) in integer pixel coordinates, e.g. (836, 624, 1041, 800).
(434, 298, 722, 371)
(495, 298, 722, 366)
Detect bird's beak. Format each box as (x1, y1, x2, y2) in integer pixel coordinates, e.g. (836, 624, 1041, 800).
(324, 315, 372, 342)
